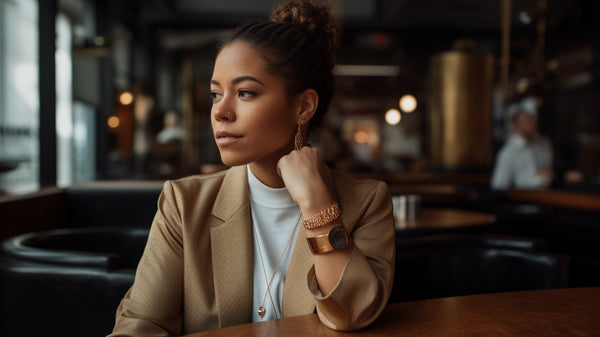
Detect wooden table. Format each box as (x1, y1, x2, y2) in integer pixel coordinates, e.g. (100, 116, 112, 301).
(508, 189, 600, 212)
(181, 287, 600, 337)
(394, 208, 495, 230)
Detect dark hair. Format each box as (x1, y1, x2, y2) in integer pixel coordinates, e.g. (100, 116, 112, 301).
(218, 0, 341, 135)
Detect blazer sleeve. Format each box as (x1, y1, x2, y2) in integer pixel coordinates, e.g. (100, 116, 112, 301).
(109, 181, 184, 337)
(307, 180, 395, 331)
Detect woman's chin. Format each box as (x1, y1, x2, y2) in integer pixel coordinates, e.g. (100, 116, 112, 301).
(219, 154, 249, 167)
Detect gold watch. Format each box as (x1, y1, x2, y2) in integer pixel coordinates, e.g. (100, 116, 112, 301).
(306, 226, 349, 254)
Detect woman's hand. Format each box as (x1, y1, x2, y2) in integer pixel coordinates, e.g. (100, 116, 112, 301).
(277, 147, 334, 217)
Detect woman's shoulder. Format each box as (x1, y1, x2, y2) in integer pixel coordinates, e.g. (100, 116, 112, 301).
(173, 169, 229, 184)
(329, 168, 390, 196)
(330, 168, 387, 186)
(328, 169, 392, 227)
(164, 169, 231, 199)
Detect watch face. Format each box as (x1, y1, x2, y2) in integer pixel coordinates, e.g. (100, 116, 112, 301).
(328, 226, 347, 250)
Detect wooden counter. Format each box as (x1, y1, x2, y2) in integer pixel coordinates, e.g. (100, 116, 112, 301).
(180, 287, 600, 337)
(395, 208, 495, 230)
(508, 189, 600, 212)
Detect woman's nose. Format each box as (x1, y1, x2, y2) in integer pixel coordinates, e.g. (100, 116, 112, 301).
(213, 109, 235, 122)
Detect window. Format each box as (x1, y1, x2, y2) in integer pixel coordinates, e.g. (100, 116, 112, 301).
(0, 0, 39, 194)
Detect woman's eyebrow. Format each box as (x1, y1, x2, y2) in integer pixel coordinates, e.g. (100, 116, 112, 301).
(232, 76, 264, 86)
(210, 76, 265, 86)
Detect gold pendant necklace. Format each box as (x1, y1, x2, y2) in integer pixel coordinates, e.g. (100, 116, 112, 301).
(253, 210, 302, 319)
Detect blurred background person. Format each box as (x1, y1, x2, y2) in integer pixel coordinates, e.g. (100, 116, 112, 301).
(154, 110, 185, 176)
(156, 110, 184, 144)
(491, 109, 553, 190)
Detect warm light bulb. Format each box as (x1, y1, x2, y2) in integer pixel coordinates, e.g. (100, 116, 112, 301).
(399, 94, 417, 113)
(119, 91, 134, 105)
(385, 109, 402, 125)
(354, 130, 369, 143)
(107, 116, 120, 128)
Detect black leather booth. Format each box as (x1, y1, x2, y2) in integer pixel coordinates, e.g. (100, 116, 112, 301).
(389, 234, 570, 303)
(0, 227, 149, 337)
(0, 181, 163, 336)
(65, 181, 163, 229)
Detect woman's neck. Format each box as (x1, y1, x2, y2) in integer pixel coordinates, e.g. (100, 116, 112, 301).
(248, 141, 295, 188)
(249, 161, 285, 188)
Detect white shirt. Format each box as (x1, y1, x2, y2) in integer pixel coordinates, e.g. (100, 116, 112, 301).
(247, 166, 301, 322)
(491, 133, 553, 190)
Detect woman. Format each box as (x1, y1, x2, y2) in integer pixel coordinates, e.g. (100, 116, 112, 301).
(110, 0, 394, 335)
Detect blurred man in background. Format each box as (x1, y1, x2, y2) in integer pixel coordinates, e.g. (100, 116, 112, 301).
(491, 110, 553, 190)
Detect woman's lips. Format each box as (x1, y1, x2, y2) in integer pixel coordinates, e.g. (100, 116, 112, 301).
(215, 132, 242, 146)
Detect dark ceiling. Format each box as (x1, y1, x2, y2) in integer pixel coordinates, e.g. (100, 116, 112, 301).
(67, 0, 599, 100)
(99, 0, 598, 70)
(108, 0, 594, 40)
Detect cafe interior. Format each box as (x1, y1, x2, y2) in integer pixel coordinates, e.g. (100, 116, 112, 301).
(1, 0, 599, 336)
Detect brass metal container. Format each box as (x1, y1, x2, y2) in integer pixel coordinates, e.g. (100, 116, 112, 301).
(430, 51, 494, 170)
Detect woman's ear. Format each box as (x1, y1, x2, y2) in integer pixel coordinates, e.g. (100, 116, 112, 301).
(297, 89, 319, 123)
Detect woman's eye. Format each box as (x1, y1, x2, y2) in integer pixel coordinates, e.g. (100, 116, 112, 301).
(210, 92, 222, 100)
(238, 90, 256, 98)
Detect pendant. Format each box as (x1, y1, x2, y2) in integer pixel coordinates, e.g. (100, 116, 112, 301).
(258, 306, 266, 318)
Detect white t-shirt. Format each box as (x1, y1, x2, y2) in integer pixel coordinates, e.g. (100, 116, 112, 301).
(247, 166, 301, 322)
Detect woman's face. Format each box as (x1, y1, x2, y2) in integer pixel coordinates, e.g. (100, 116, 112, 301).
(210, 41, 298, 167)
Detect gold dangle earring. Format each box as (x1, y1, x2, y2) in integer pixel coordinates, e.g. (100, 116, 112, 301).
(294, 116, 307, 150)
(294, 123, 303, 151)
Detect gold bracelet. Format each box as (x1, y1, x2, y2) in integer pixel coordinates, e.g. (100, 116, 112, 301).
(302, 202, 340, 229)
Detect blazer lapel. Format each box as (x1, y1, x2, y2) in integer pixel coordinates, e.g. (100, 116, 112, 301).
(210, 165, 253, 327)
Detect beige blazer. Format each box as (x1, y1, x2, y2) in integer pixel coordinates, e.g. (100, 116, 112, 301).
(110, 165, 394, 336)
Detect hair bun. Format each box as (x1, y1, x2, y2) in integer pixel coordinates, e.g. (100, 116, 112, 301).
(271, 0, 341, 52)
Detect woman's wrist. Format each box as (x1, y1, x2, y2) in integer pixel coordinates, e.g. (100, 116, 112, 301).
(296, 180, 334, 215)
(304, 218, 342, 237)
(300, 198, 335, 220)
(302, 202, 340, 229)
